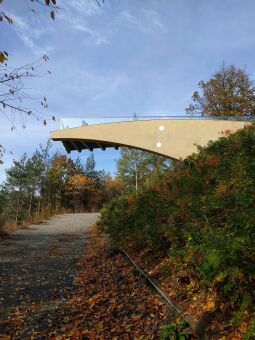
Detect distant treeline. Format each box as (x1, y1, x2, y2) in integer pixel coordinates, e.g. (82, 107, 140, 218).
(0, 141, 121, 233)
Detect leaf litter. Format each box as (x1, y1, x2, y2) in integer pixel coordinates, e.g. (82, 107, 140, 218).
(0, 227, 171, 339)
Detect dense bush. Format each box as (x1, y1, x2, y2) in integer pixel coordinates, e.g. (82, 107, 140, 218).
(100, 123, 255, 310)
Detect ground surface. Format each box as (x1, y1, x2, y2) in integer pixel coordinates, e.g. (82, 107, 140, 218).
(0, 213, 99, 338)
(46, 228, 170, 339)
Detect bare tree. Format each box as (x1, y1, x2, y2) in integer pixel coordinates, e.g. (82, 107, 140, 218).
(0, 55, 56, 129)
(0, 0, 103, 163)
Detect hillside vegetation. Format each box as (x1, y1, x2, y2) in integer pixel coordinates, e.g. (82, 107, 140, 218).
(99, 123, 255, 336)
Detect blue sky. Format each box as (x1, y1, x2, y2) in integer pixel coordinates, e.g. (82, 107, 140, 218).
(1, 0, 255, 181)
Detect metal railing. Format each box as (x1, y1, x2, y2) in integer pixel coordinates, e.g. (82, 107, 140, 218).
(60, 115, 255, 129)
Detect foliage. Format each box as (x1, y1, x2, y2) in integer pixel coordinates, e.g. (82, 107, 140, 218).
(100, 123, 255, 316)
(244, 316, 255, 340)
(67, 174, 102, 212)
(186, 64, 255, 116)
(103, 176, 125, 201)
(116, 147, 171, 192)
(84, 153, 97, 178)
(160, 320, 192, 340)
(0, 144, 111, 231)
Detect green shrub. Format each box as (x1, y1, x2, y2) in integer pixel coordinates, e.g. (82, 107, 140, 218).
(99, 123, 255, 310)
(245, 316, 255, 339)
(160, 320, 192, 339)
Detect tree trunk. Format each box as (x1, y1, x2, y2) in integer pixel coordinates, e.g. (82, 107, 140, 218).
(28, 190, 33, 219)
(15, 188, 21, 225)
(37, 197, 41, 216)
(135, 164, 138, 191)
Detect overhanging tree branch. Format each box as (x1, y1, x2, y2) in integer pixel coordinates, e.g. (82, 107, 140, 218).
(0, 56, 55, 129)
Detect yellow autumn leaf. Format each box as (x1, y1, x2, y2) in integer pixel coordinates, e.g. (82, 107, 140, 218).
(204, 299, 215, 311)
(215, 274, 223, 282)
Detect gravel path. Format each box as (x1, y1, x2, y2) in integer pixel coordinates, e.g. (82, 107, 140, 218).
(0, 213, 99, 337)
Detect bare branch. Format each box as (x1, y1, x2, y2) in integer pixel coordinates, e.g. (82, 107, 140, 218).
(0, 56, 56, 128)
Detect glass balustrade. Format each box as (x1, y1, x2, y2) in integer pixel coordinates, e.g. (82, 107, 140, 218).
(60, 115, 255, 129)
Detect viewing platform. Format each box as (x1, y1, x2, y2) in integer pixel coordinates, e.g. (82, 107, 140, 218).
(51, 116, 253, 160)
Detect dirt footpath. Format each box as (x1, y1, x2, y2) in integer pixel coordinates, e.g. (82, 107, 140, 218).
(0, 213, 99, 338)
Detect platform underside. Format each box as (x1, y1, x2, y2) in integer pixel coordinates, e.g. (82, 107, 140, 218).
(62, 140, 120, 153)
